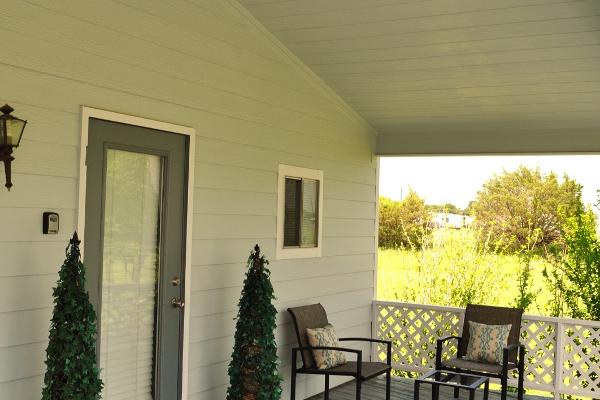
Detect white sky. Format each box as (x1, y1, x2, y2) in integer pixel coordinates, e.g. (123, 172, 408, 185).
(379, 155, 600, 215)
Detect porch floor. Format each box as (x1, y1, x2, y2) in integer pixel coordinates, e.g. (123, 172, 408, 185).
(306, 376, 550, 400)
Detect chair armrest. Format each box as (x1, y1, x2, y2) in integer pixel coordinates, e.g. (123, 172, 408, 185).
(436, 336, 462, 370)
(293, 346, 363, 375)
(339, 337, 390, 345)
(502, 343, 526, 369)
(339, 337, 392, 366)
(504, 343, 522, 351)
(294, 345, 362, 356)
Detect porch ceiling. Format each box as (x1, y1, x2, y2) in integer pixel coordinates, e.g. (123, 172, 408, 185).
(239, 0, 600, 154)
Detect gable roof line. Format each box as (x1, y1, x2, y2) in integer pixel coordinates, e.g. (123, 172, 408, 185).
(227, 0, 379, 144)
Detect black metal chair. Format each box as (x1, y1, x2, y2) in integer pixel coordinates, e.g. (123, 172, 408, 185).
(435, 304, 526, 400)
(288, 303, 392, 400)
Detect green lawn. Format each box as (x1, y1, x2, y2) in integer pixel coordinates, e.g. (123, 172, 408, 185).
(377, 228, 555, 315)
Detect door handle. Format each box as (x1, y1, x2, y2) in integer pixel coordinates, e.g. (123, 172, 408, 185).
(171, 297, 185, 309)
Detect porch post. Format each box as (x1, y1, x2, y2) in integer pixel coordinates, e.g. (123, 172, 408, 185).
(553, 321, 564, 400)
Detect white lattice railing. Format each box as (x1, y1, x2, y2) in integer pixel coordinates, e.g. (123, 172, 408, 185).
(372, 301, 600, 400)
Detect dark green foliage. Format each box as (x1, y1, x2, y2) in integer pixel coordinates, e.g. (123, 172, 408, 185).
(42, 233, 103, 400)
(471, 166, 582, 253)
(227, 245, 282, 400)
(379, 191, 432, 249)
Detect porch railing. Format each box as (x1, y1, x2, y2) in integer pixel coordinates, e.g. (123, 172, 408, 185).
(372, 301, 600, 400)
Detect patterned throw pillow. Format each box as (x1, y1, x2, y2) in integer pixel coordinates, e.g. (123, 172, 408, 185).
(465, 321, 512, 364)
(306, 324, 347, 369)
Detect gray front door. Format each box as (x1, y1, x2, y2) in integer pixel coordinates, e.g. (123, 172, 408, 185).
(84, 118, 188, 400)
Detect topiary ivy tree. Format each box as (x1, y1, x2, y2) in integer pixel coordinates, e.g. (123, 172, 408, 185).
(227, 244, 282, 400)
(42, 232, 103, 400)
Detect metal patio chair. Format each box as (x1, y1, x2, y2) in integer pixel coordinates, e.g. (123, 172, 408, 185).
(435, 304, 526, 400)
(288, 303, 392, 400)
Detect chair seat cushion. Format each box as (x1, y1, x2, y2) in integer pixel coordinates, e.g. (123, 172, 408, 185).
(306, 361, 391, 379)
(443, 357, 516, 375)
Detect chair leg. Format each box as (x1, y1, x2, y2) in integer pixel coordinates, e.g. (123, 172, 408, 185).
(518, 362, 525, 400)
(501, 373, 508, 400)
(386, 370, 391, 400)
(356, 378, 362, 400)
(290, 367, 296, 400)
(324, 375, 330, 400)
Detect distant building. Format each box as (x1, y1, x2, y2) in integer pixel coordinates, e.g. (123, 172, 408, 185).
(431, 212, 473, 229)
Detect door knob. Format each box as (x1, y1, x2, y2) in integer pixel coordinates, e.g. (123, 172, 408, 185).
(171, 297, 185, 309)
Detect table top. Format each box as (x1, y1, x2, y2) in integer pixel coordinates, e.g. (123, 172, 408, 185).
(416, 370, 489, 390)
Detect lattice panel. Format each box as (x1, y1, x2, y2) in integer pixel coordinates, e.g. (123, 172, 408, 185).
(513, 319, 556, 387)
(375, 304, 462, 371)
(561, 324, 600, 394)
(374, 302, 600, 398)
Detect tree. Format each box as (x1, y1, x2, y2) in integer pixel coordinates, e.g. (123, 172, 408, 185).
(42, 233, 103, 400)
(227, 245, 282, 400)
(471, 166, 582, 253)
(379, 190, 431, 249)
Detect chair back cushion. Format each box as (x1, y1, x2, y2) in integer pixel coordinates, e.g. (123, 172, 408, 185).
(459, 304, 523, 363)
(465, 321, 512, 364)
(288, 303, 329, 369)
(306, 324, 347, 369)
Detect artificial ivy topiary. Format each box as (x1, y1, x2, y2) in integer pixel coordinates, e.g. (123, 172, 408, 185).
(42, 232, 103, 400)
(227, 245, 282, 400)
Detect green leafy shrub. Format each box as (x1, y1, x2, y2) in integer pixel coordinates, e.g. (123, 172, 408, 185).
(379, 190, 431, 250)
(378, 229, 553, 312)
(471, 166, 582, 253)
(557, 208, 600, 320)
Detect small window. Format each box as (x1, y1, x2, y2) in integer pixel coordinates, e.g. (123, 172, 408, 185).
(277, 165, 323, 259)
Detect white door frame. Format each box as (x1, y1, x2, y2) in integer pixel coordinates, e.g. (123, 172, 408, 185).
(77, 106, 195, 400)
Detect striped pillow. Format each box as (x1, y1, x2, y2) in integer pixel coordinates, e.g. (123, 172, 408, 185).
(465, 321, 512, 364)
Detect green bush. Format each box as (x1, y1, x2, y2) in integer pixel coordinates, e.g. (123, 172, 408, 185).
(471, 166, 582, 253)
(556, 208, 600, 320)
(379, 191, 431, 250)
(378, 229, 553, 312)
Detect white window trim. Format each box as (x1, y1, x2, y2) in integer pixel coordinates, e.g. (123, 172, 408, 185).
(276, 164, 324, 259)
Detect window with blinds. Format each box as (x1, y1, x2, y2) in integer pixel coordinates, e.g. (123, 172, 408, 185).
(284, 177, 319, 248)
(277, 165, 323, 259)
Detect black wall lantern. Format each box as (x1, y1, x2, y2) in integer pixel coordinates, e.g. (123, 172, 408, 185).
(0, 104, 27, 191)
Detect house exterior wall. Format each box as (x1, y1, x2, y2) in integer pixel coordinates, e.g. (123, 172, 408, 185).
(0, 1, 377, 399)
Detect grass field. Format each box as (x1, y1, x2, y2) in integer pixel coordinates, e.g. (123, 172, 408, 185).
(377, 228, 556, 315)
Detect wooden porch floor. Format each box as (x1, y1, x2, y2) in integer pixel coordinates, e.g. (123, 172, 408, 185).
(306, 377, 550, 400)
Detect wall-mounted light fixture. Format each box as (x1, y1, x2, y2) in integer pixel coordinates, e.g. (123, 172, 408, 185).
(0, 104, 27, 191)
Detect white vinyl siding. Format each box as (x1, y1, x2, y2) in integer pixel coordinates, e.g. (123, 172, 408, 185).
(0, 1, 377, 400)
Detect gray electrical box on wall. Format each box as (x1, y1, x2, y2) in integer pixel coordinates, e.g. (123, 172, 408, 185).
(43, 212, 59, 234)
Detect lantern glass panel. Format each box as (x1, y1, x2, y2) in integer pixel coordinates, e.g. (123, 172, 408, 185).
(5, 118, 26, 146)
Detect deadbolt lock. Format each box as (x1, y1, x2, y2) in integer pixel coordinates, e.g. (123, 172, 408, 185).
(171, 276, 181, 286)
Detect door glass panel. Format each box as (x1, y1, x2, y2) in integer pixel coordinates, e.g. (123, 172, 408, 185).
(100, 149, 162, 400)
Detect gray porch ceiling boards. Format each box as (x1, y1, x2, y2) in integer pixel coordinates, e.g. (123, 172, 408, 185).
(238, 0, 600, 154)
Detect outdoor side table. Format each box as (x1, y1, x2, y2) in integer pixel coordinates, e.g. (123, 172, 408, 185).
(414, 370, 489, 400)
